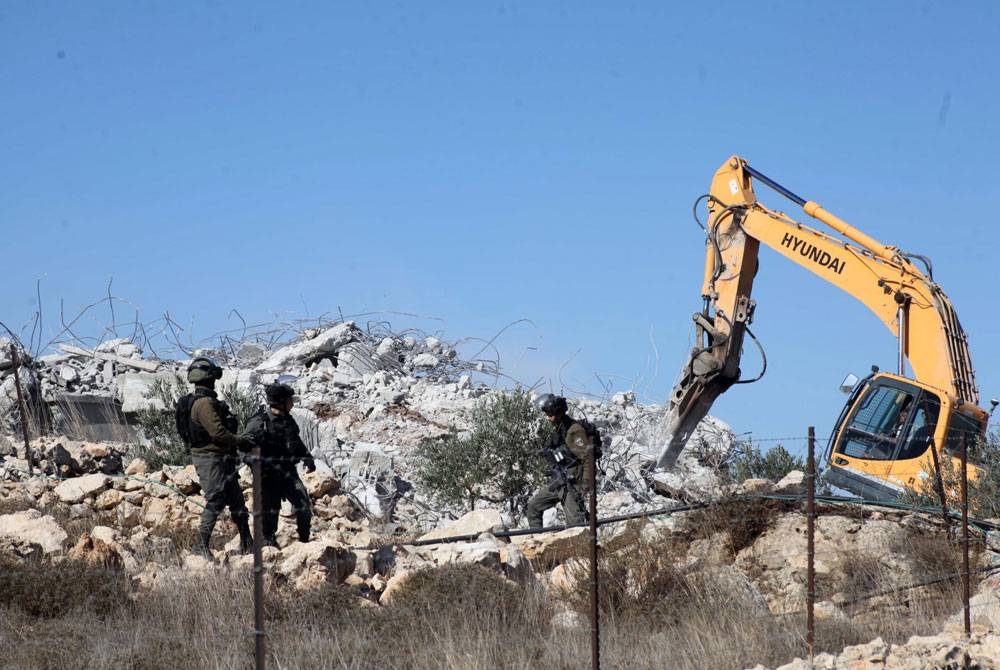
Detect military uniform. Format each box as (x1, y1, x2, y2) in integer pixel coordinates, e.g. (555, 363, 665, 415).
(188, 386, 253, 553)
(526, 415, 594, 529)
(242, 407, 314, 545)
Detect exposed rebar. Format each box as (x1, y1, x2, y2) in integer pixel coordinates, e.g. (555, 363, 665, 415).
(9, 345, 34, 476)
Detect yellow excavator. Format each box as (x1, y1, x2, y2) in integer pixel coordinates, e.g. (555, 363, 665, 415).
(659, 156, 994, 500)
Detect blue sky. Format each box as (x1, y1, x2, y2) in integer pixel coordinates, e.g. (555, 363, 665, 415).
(3, 2, 999, 453)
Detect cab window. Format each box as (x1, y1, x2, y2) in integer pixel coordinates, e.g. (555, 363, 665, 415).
(837, 386, 913, 460)
(895, 396, 940, 460)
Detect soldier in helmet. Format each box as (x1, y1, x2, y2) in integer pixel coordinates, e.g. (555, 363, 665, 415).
(184, 357, 255, 557)
(525, 394, 595, 529)
(241, 383, 316, 547)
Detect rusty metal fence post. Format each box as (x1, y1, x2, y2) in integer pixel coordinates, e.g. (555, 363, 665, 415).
(251, 445, 266, 670)
(589, 453, 600, 670)
(928, 442, 952, 530)
(961, 432, 971, 639)
(807, 426, 815, 660)
(8, 344, 34, 476)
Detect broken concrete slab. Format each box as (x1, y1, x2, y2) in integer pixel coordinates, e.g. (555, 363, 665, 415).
(418, 509, 503, 543)
(59, 344, 160, 372)
(256, 322, 358, 371)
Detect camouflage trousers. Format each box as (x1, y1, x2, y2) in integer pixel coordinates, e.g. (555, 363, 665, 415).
(191, 453, 250, 539)
(525, 480, 588, 529)
(261, 467, 312, 544)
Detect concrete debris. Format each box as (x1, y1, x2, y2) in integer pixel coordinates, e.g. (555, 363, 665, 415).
(2, 317, 744, 525)
(418, 509, 503, 543)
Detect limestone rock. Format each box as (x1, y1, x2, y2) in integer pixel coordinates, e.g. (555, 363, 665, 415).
(513, 527, 588, 569)
(500, 542, 534, 585)
(418, 509, 503, 543)
(164, 465, 200, 495)
(302, 470, 340, 499)
(774, 470, 806, 493)
(0, 509, 68, 554)
(431, 535, 501, 570)
(125, 458, 149, 476)
(68, 531, 124, 570)
(54, 473, 110, 504)
(277, 541, 357, 587)
(379, 569, 413, 604)
(737, 478, 776, 495)
(95, 488, 125, 510)
(141, 498, 172, 528)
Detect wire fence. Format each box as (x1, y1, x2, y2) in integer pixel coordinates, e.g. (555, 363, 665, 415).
(2, 413, 997, 668)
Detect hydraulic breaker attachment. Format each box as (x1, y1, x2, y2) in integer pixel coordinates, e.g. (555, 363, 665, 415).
(657, 311, 740, 469)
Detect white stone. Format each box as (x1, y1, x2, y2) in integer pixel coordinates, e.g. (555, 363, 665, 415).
(54, 473, 110, 504)
(0, 510, 68, 554)
(418, 509, 503, 543)
(335, 343, 380, 381)
(257, 323, 357, 371)
(612, 391, 635, 406)
(118, 371, 182, 413)
(411, 353, 439, 369)
(775, 470, 806, 492)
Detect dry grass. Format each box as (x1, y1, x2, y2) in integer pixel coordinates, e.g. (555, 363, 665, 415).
(0, 498, 986, 669)
(684, 497, 792, 556)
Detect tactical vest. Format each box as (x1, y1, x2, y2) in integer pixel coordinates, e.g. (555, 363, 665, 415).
(187, 389, 237, 449)
(545, 422, 581, 468)
(249, 408, 299, 468)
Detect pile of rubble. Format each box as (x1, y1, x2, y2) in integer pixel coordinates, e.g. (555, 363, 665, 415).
(0, 460, 637, 597)
(1, 321, 739, 526)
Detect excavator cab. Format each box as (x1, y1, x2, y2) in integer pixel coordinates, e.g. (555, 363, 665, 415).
(824, 371, 986, 499)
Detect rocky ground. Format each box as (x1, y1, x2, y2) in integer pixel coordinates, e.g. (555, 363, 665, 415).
(3, 322, 1000, 668)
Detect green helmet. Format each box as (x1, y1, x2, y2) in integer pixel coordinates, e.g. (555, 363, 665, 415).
(187, 357, 223, 383)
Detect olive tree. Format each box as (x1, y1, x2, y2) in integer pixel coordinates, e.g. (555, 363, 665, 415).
(413, 388, 550, 521)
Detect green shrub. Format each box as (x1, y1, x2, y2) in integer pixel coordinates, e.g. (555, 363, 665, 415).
(130, 376, 261, 470)
(412, 388, 550, 520)
(219, 380, 262, 428)
(901, 430, 1000, 518)
(729, 442, 805, 483)
(131, 374, 188, 469)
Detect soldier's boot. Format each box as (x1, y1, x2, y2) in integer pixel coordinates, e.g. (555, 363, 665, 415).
(296, 514, 311, 543)
(194, 509, 219, 560)
(192, 528, 215, 561)
(237, 522, 254, 555)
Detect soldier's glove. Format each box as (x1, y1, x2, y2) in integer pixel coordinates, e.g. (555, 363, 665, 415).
(303, 456, 316, 473)
(237, 437, 256, 452)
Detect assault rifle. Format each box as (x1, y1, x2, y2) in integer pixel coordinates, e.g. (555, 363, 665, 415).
(540, 445, 588, 522)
